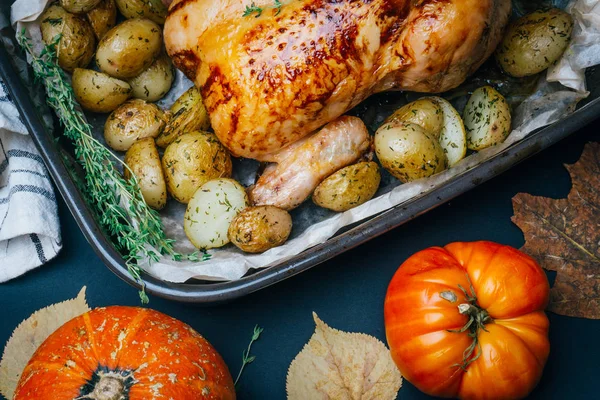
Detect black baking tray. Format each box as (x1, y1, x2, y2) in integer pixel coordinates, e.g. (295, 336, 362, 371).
(1, 11, 599, 304)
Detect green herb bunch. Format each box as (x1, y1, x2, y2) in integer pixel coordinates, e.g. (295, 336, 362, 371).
(17, 32, 208, 303)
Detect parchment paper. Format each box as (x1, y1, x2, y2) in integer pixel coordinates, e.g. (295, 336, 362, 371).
(11, 0, 599, 283)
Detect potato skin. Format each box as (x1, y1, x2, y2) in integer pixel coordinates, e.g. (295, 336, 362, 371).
(115, 0, 168, 25)
(162, 131, 233, 204)
(128, 54, 174, 102)
(72, 68, 131, 113)
(464, 86, 512, 151)
(86, 0, 117, 39)
(156, 86, 211, 148)
(375, 122, 447, 183)
(386, 99, 444, 139)
(40, 5, 96, 72)
(104, 99, 167, 151)
(124, 138, 167, 210)
(96, 18, 162, 79)
(496, 9, 574, 78)
(313, 162, 381, 212)
(228, 206, 292, 253)
(60, 0, 101, 14)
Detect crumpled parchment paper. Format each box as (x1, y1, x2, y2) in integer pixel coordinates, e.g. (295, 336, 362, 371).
(10, 0, 599, 282)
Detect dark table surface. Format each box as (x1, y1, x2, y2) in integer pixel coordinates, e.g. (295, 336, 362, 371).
(1, 123, 599, 399)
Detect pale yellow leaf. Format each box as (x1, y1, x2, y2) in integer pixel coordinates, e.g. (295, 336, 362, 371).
(0, 287, 90, 399)
(287, 312, 402, 400)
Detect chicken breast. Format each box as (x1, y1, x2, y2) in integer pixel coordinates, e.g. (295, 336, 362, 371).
(165, 0, 511, 160)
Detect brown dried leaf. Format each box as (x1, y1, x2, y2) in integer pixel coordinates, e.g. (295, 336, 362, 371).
(286, 312, 402, 400)
(512, 142, 600, 319)
(0, 287, 90, 399)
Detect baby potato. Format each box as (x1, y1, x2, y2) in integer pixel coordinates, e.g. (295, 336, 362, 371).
(40, 5, 96, 72)
(72, 68, 131, 113)
(375, 122, 447, 183)
(228, 206, 293, 253)
(184, 179, 249, 250)
(385, 98, 444, 139)
(463, 86, 512, 151)
(86, 0, 117, 39)
(60, 0, 101, 14)
(431, 97, 467, 166)
(115, 0, 168, 25)
(313, 162, 381, 212)
(156, 86, 211, 148)
(104, 99, 167, 151)
(96, 18, 162, 79)
(128, 54, 174, 102)
(496, 8, 574, 78)
(163, 131, 233, 204)
(124, 138, 167, 210)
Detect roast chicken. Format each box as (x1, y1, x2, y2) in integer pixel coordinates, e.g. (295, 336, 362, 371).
(164, 0, 511, 208)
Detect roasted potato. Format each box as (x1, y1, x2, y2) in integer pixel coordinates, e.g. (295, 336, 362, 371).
(385, 98, 444, 139)
(184, 179, 249, 250)
(96, 18, 162, 79)
(128, 54, 174, 102)
(124, 138, 167, 210)
(463, 86, 512, 151)
(40, 5, 96, 72)
(60, 0, 101, 14)
(115, 0, 168, 25)
(104, 99, 167, 151)
(72, 68, 131, 113)
(313, 162, 381, 212)
(496, 8, 574, 78)
(86, 0, 117, 39)
(228, 206, 292, 253)
(163, 131, 233, 204)
(156, 86, 211, 148)
(375, 122, 447, 183)
(433, 97, 467, 166)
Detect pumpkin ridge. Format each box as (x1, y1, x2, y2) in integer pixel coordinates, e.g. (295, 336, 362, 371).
(113, 308, 151, 367)
(83, 312, 102, 363)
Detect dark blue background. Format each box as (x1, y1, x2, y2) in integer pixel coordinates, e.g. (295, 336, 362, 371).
(1, 124, 599, 399)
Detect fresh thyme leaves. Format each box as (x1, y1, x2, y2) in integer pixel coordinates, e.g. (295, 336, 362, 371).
(274, 0, 283, 15)
(243, 3, 263, 18)
(17, 31, 207, 303)
(234, 325, 263, 386)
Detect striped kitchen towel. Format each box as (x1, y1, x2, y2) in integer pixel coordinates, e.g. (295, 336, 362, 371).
(0, 77, 61, 282)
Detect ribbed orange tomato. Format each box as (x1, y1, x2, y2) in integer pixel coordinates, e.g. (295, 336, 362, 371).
(14, 306, 235, 399)
(384, 242, 550, 400)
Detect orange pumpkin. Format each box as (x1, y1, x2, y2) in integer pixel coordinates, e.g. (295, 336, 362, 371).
(384, 241, 550, 400)
(14, 306, 235, 399)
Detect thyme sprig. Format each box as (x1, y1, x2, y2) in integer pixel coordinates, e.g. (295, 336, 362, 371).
(17, 31, 209, 303)
(234, 325, 263, 386)
(243, 1, 284, 18)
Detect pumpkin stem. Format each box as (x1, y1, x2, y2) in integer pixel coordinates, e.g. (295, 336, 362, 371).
(446, 274, 493, 371)
(92, 374, 125, 400)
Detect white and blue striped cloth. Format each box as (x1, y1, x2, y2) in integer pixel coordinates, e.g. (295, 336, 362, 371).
(0, 77, 61, 282)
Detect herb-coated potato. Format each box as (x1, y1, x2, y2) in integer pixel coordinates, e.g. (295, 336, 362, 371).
(124, 138, 167, 210)
(60, 0, 101, 14)
(162, 131, 233, 204)
(104, 99, 167, 151)
(40, 5, 96, 72)
(375, 122, 447, 183)
(184, 179, 249, 250)
(115, 0, 168, 25)
(128, 54, 174, 102)
(496, 8, 574, 78)
(96, 18, 162, 79)
(86, 0, 117, 39)
(313, 162, 381, 212)
(385, 99, 444, 140)
(72, 68, 131, 113)
(432, 97, 467, 166)
(463, 86, 512, 151)
(156, 86, 211, 148)
(228, 206, 292, 253)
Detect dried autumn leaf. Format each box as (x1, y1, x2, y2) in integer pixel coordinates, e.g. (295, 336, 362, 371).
(512, 142, 600, 319)
(0, 287, 90, 399)
(286, 312, 402, 400)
